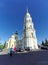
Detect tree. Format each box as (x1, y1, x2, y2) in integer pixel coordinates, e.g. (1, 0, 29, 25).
(41, 39, 48, 47)
(3, 42, 6, 49)
(42, 41, 45, 46)
(45, 39, 48, 46)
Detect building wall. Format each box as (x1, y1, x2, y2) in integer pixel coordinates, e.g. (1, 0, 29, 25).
(6, 34, 22, 49)
(6, 34, 18, 49)
(6, 10, 38, 50)
(22, 9, 38, 49)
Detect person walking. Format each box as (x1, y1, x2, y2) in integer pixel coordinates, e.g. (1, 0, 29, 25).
(10, 47, 13, 57)
(13, 47, 17, 54)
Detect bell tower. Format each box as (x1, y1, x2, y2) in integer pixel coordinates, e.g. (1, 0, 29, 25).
(22, 8, 38, 49)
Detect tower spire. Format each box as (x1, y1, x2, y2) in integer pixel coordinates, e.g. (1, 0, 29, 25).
(27, 8, 28, 13)
(26, 6, 28, 13)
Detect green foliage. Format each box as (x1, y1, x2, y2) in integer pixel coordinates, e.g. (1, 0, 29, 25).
(41, 39, 48, 47)
(0, 45, 4, 49)
(3, 42, 6, 49)
(0, 42, 6, 49)
(42, 41, 44, 46)
(45, 39, 48, 46)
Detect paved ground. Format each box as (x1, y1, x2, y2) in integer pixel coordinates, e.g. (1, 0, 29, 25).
(0, 50, 48, 65)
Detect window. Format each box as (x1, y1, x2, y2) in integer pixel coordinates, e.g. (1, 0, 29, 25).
(29, 19, 31, 22)
(30, 25, 32, 28)
(25, 26, 26, 29)
(32, 33, 33, 37)
(15, 37, 17, 39)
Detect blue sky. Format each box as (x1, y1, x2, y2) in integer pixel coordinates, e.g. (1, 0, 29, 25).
(0, 0, 48, 44)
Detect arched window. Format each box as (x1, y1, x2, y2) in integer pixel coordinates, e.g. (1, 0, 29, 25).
(32, 33, 33, 37)
(29, 19, 31, 22)
(32, 33, 35, 38)
(25, 26, 26, 29)
(15, 37, 17, 39)
(30, 25, 32, 28)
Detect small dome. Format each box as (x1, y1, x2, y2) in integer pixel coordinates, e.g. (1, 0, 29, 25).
(15, 31, 18, 35)
(26, 13, 30, 17)
(25, 8, 31, 18)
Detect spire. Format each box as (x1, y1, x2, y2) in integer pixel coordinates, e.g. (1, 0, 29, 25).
(26, 7, 28, 13)
(25, 7, 31, 17)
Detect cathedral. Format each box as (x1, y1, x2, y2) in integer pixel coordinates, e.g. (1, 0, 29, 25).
(6, 9, 38, 50)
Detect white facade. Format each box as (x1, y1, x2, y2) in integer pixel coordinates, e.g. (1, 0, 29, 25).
(22, 9, 38, 49)
(6, 32, 18, 48)
(6, 32, 22, 49)
(6, 9, 38, 50)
